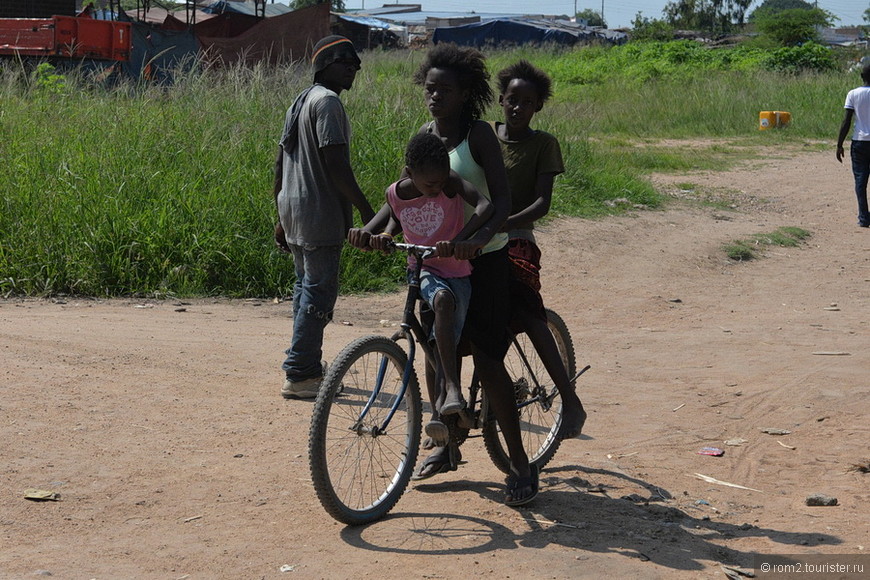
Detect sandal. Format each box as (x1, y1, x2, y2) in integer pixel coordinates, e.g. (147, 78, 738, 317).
(424, 420, 449, 447)
(505, 464, 539, 506)
(411, 446, 460, 481)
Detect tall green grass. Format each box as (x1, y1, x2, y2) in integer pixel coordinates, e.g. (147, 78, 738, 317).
(0, 43, 860, 296)
(503, 41, 855, 138)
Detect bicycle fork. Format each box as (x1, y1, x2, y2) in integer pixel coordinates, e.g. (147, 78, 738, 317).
(352, 251, 429, 438)
(351, 329, 416, 438)
(353, 270, 425, 437)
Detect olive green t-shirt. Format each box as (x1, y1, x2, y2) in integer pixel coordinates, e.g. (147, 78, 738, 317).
(492, 122, 565, 232)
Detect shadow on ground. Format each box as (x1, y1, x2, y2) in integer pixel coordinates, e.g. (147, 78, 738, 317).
(339, 464, 840, 572)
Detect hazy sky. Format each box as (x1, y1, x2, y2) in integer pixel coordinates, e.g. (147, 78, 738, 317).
(351, 0, 868, 29)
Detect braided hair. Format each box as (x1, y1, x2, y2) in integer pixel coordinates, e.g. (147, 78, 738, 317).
(405, 132, 450, 172)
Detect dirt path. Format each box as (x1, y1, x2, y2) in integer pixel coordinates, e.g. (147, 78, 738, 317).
(2, 144, 868, 579)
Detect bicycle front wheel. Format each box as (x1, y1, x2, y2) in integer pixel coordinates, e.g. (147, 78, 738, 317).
(308, 335, 422, 525)
(484, 308, 576, 473)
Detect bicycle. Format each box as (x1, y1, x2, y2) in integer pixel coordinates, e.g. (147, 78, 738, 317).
(308, 242, 587, 525)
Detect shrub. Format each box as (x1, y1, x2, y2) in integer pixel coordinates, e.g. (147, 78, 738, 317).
(762, 42, 838, 73)
(754, 7, 836, 46)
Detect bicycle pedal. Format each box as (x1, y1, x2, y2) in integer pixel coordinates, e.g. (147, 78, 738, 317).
(570, 365, 591, 384)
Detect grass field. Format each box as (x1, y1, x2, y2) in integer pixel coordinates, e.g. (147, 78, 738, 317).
(0, 42, 862, 296)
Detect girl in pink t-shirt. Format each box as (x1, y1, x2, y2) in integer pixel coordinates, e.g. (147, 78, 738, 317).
(349, 133, 492, 435)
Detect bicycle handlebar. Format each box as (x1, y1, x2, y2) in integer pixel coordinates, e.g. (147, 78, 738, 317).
(389, 241, 481, 261)
(390, 242, 437, 256)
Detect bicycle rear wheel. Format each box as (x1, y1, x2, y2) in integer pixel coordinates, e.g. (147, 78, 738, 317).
(309, 335, 421, 525)
(483, 308, 576, 474)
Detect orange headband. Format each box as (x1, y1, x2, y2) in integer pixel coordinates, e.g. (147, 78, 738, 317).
(311, 38, 352, 64)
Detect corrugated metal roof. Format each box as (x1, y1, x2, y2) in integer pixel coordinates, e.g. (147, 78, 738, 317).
(820, 27, 865, 44)
(348, 9, 526, 26)
(336, 13, 393, 30)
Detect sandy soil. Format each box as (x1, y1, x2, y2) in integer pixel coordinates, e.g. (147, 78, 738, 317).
(2, 143, 869, 580)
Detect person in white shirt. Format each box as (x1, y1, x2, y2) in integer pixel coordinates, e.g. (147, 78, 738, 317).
(837, 62, 870, 228)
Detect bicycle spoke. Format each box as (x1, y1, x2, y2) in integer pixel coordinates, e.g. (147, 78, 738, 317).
(483, 309, 576, 473)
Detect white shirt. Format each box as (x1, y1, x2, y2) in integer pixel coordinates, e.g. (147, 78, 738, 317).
(845, 85, 870, 141)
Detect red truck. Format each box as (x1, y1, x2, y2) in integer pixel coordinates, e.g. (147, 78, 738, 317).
(0, 13, 131, 61)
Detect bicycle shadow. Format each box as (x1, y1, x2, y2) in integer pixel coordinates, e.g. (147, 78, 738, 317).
(338, 465, 840, 571)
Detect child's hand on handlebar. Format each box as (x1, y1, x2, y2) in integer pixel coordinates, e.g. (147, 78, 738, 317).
(370, 233, 395, 253)
(347, 228, 372, 250)
(347, 229, 396, 253)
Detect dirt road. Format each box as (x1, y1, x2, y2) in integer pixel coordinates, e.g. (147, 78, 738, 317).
(2, 143, 868, 579)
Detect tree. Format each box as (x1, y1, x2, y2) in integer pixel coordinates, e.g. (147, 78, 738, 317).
(729, 0, 754, 26)
(754, 7, 835, 46)
(630, 12, 675, 41)
(576, 8, 606, 28)
(662, 0, 708, 30)
(748, 0, 814, 23)
(662, 0, 752, 35)
(292, 0, 344, 12)
(116, 0, 183, 10)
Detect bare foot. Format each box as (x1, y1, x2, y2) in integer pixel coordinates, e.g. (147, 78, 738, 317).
(559, 393, 587, 440)
(439, 386, 466, 415)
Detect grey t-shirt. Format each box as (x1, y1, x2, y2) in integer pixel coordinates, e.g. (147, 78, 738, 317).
(277, 85, 353, 246)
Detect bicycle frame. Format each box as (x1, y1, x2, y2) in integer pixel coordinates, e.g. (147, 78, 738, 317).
(348, 240, 586, 445)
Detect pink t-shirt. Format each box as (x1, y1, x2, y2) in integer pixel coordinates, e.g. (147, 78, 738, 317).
(387, 180, 471, 279)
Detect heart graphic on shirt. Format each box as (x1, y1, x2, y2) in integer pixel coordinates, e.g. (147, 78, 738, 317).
(400, 201, 445, 238)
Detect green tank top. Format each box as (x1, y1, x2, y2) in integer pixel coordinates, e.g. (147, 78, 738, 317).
(448, 137, 508, 255)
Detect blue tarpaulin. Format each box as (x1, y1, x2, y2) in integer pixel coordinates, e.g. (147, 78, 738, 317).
(119, 9, 198, 83)
(433, 18, 626, 47)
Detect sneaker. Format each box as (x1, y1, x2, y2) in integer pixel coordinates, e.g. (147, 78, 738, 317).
(281, 376, 321, 399)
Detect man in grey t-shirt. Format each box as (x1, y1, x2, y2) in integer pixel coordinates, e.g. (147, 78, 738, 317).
(273, 36, 375, 399)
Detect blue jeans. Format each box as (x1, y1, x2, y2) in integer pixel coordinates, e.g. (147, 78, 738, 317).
(282, 244, 341, 381)
(851, 140, 870, 226)
(416, 270, 472, 344)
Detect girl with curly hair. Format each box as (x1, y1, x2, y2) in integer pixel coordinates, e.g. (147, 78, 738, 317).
(409, 43, 537, 507)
